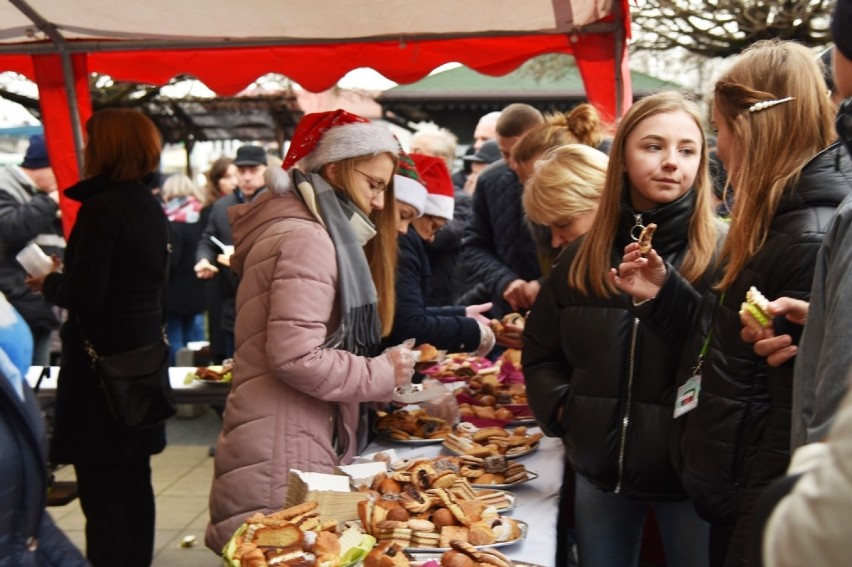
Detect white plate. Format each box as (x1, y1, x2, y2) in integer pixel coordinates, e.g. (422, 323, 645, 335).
(404, 519, 527, 553)
(409, 553, 543, 567)
(470, 470, 539, 489)
(392, 384, 446, 404)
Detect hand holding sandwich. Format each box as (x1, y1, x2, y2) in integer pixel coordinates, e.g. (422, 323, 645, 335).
(740, 296, 808, 367)
(609, 241, 667, 302)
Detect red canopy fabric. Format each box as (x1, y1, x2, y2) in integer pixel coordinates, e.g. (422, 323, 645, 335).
(0, 1, 632, 235)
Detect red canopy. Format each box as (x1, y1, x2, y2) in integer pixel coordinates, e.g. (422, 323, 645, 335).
(0, 0, 632, 234)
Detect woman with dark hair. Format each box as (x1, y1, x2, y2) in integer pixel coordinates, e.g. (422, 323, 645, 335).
(27, 108, 169, 567)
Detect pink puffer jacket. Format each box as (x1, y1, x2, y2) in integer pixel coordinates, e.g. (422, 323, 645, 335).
(205, 189, 395, 552)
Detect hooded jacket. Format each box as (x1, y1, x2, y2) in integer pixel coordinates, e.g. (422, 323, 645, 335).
(205, 188, 396, 553)
(638, 142, 852, 565)
(524, 188, 719, 501)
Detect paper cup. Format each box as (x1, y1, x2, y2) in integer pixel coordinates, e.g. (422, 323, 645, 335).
(16, 242, 53, 277)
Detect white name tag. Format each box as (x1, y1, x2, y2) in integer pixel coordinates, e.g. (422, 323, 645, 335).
(674, 374, 701, 418)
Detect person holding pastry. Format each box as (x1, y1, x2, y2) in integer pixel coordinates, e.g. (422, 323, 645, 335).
(525, 91, 722, 566)
(206, 110, 416, 552)
(384, 153, 495, 357)
(611, 41, 852, 565)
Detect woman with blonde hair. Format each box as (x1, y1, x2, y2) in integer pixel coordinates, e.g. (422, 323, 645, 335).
(612, 40, 852, 565)
(524, 90, 719, 567)
(523, 143, 609, 249)
(26, 108, 168, 566)
(161, 174, 207, 363)
(206, 110, 415, 552)
(513, 103, 610, 275)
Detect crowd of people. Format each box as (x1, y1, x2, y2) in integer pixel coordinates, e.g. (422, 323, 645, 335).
(3, 2, 852, 564)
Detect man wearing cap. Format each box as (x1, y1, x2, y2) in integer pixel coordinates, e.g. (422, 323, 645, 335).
(194, 144, 268, 361)
(0, 134, 65, 365)
(462, 139, 501, 195)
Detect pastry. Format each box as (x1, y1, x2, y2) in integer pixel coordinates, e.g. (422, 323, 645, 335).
(637, 222, 657, 255)
(740, 286, 772, 328)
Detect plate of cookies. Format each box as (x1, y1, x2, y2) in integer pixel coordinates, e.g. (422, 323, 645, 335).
(442, 423, 542, 459)
(409, 546, 544, 567)
(374, 409, 452, 444)
(454, 455, 538, 488)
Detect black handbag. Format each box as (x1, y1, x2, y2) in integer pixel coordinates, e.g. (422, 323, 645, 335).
(82, 219, 176, 431)
(85, 332, 177, 431)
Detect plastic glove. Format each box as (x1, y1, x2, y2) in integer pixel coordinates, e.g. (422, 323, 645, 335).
(420, 378, 460, 424)
(474, 322, 496, 356)
(465, 302, 493, 326)
(385, 338, 416, 387)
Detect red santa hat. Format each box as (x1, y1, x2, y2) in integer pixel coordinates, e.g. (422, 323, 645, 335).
(282, 109, 400, 172)
(410, 153, 454, 220)
(394, 153, 427, 217)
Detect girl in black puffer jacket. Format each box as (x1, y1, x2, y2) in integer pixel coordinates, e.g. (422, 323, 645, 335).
(524, 91, 723, 567)
(612, 40, 852, 567)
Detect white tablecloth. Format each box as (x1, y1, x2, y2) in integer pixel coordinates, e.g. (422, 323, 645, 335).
(25, 366, 231, 405)
(362, 432, 565, 567)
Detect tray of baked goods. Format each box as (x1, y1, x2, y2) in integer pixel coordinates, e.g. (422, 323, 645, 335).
(442, 423, 542, 459)
(355, 490, 527, 552)
(454, 362, 534, 426)
(221, 500, 376, 567)
(374, 409, 452, 444)
(376, 456, 517, 513)
(406, 543, 544, 567)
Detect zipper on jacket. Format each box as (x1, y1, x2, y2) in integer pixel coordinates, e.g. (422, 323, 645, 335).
(630, 213, 645, 241)
(615, 317, 640, 493)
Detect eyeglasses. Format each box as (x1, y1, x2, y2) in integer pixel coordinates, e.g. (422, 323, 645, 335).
(355, 169, 388, 196)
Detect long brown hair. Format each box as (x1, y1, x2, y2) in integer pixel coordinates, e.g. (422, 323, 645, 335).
(324, 155, 400, 337)
(714, 40, 835, 290)
(569, 91, 717, 297)
(84, 108, 161, 182)
(205, 157, 235, 205)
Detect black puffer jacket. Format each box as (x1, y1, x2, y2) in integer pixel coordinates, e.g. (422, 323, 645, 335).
(524, 188, 718, 500)
(639, 142, 852, 564)
(461, 162, 540, 319)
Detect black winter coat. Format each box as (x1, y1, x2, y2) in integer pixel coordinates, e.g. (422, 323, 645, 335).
(462, 162, 541, 319)
(0, 372, 89, 567)
(168, 216, 206, 316)
(41, 176, 169, 464)
(424, 190, 472, 306)
(639, 142, 852, 565)
(386, 226, 481, 352)
(523, 188, 718, 501)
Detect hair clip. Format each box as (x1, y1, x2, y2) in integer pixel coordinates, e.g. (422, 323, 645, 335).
(748, 96, 795, 113)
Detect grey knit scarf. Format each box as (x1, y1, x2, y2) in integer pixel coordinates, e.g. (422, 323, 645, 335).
(292, 169, 381, 356)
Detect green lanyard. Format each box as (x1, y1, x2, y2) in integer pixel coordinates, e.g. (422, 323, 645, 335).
(692, 292, 724, 376)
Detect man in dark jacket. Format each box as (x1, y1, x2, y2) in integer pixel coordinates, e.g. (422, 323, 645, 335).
(461, 104, 544, 319)
(195, 145, 267, 361)
(0, 134, 65, 365)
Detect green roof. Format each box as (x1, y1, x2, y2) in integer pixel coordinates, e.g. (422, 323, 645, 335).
(381, 54, 681, 100)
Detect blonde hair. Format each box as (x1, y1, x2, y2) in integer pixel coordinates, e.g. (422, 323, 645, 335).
(161, 173, 205, 203)
(570, 91, 717, 297)
(323, 154, 400, 336)
(410, 129, 457, 172)
(523, 144, 608, 226)
(714, 40, 835, 290)
(84, 108, 161, 182)
(512, 104, 605, 165)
